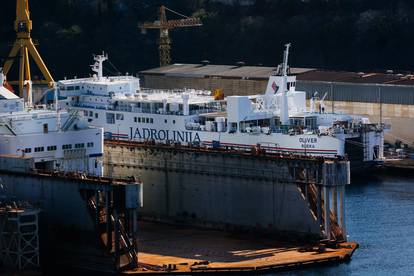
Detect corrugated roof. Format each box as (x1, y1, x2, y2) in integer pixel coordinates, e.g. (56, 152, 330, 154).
(141, 64, 414, 86)
(140, 64, 315, 79)
(296, 71, 358, 82)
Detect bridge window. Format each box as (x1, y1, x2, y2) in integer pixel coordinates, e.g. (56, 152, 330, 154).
(87, 142, 94, 148)
(47, 145, 57, 151)
(75, 143, 85, 149)
(62, 144, 72, 150)
(24, 148, 31, 153)
(34, 147, 44, 152)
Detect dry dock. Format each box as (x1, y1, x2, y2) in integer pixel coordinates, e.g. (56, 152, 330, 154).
(383, 158, 414, 172)
(104, 140, 350, 240)
(123, 222, 357, 274)
(0, 143, 356, 273)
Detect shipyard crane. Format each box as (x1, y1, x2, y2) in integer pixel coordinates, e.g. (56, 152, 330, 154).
(139, 5, 202, 67)
(3, 0, 54, 100)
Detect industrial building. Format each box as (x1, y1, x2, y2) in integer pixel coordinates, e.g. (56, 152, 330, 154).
(140, 64, 414, 145)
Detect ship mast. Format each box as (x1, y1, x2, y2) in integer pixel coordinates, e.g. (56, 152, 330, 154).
(91, 52, 108, 80)
(280, 43, 291, 126)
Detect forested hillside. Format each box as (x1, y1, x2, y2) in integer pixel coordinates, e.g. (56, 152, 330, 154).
(1, 0, 414, 79)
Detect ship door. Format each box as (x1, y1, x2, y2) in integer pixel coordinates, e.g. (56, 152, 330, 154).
(373, 145, 379, 160)
(43, 123, 48, 133)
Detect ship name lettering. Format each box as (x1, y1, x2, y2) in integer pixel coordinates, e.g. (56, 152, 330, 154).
(299, 137, 318, 143)
(130, 127, 200, 143)
(301, 144, 316, 149)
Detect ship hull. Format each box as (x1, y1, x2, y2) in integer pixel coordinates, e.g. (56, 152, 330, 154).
(78, 107, 344, 157)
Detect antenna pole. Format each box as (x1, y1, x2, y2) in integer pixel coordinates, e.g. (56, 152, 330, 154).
(280, 43, 291, 125)
(282, 43, 291, 76)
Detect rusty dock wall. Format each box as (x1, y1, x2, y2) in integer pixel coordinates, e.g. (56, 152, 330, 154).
(0, 156, 142, 272)
(104, 140, 350, 240)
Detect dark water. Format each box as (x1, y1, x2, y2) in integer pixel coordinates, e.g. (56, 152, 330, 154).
(279, 173, 414, 275)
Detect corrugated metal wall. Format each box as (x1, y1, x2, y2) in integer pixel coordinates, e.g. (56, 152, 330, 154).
(297, 81, 414, 105)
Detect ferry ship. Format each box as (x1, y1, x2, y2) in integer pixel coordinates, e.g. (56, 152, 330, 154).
(57, 44, 386, 167)
(0, 70, 104, 176)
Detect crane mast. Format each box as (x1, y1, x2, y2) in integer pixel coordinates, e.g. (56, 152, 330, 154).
(139, 6, 202, 67)
(3, 0, 54, 100)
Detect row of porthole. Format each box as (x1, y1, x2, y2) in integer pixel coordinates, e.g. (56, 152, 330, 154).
(134, 117, 153, 124)
(164, 119, 176, 124)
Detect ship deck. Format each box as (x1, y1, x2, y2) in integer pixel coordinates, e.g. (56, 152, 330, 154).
(124, 222, 358, 274)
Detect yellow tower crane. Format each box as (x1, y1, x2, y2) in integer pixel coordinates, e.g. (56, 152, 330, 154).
(3, 0, 54, 99)
(139, 5, 202, 67)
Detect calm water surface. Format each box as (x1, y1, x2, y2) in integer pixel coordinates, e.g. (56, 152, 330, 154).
(278, 173, 414, 276)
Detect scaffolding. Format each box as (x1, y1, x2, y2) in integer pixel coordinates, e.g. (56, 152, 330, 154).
(0, 206, 41, 270)
(83, 179, 143, 271)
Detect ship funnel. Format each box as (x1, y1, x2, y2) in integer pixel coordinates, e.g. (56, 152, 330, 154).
(265, 44, 292, 125)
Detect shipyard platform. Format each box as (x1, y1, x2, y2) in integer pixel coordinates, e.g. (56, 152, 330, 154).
(124, 221, 357, 274)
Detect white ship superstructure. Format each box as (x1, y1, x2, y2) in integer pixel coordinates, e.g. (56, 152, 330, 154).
(0, 70, 104, 176)
(57, 46, 386, 165)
